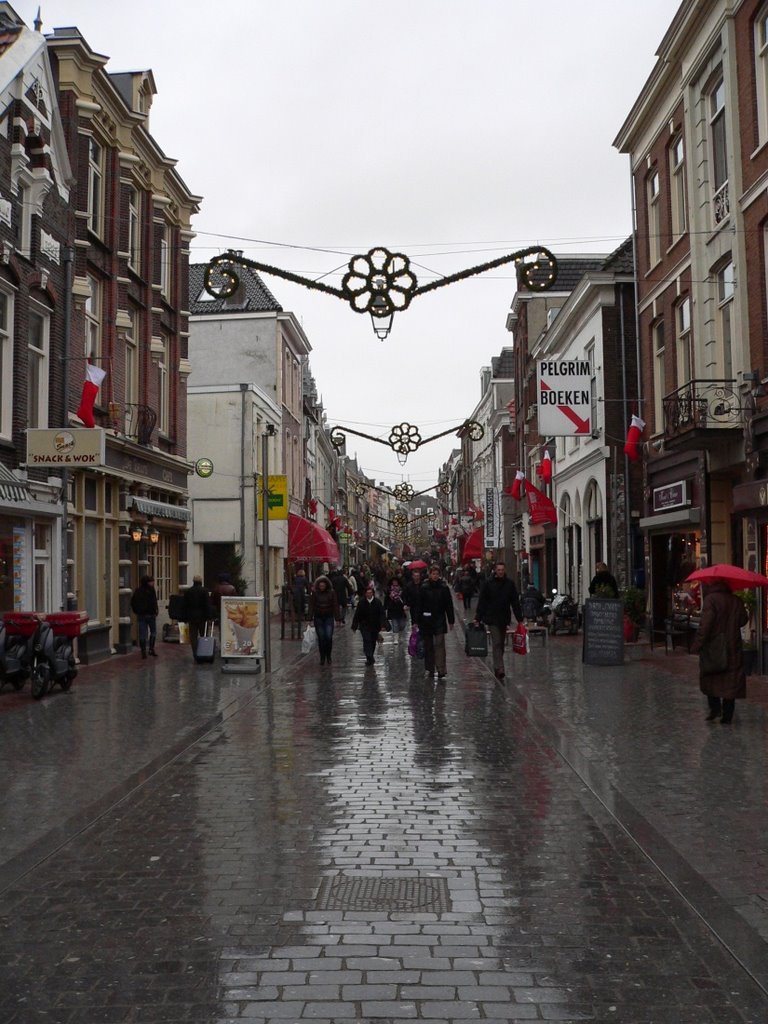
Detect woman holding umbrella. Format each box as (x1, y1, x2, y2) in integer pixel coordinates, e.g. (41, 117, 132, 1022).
(688, 565, 758, 724)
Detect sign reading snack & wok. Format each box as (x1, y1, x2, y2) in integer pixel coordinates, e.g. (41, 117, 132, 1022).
(26, 428, 105, 466)
(220, 597, 264, 659)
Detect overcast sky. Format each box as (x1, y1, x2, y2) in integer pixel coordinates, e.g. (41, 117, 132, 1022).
(17, 0, 680, 494)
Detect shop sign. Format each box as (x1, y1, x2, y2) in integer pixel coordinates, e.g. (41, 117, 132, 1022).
(537, 359, 592, 436)
(257, 475, 288, 521)
(26, 428, 105, 466)
(484, 487, 501, 548)
(652, 480, 688, 512)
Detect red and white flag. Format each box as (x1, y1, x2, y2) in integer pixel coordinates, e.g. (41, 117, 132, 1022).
(540, 449, 552, 485)
(524, 480, 558, 525)
(506, 470, 525, 501)
(76, 363, 106, 428)
(624, 414, 645, 462)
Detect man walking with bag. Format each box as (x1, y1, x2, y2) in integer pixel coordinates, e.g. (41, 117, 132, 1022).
(475, 562, 523, 682)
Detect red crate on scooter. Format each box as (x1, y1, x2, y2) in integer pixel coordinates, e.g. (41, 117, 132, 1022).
(3, 611, 41, 636)
(44, 611, 89, 637)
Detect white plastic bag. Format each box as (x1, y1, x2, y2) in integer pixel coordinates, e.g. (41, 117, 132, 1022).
(301, 624, 317, 654)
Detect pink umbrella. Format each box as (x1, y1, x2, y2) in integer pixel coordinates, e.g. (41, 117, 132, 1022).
(685, 564, 768, 590)
(408, 559, 428, 570)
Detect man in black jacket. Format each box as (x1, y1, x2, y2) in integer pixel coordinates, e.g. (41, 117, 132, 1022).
(475, 562, 523, 681)
(417, 564, 455, 682)
(183, 575, 211, 660)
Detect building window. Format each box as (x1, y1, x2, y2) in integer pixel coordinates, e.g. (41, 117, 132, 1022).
(676, 296, 692, 387)
(716, 260, 735, 380)
(124, 309, 138, 432)
(85, 275, 101, 360)
(0, 290, 13, 438)
(128, 186, 140, 272)
(159, 224, 170, 298)
(27, 309, 49, 429)
(16, 182, 31, 256)
(87, 137, 103, 236)
(709, 76, 729, 223)
(157, 333, 169, 434)
(756, 8, 768, 145)
(647, 170, 661, 266)
(670, 134, 686, 240)
(653, 321, 666, 433)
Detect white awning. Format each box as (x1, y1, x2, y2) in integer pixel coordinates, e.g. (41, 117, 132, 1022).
(130, 497, 191, 522)
(0, 463, 30, 503)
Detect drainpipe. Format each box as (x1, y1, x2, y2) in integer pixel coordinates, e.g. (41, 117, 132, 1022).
(619, 283, 630, 590)
(240, 383, 247, 562)
(61, 246, 73, 610)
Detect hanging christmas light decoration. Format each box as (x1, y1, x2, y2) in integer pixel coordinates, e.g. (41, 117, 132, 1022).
(328, 418, 484, 466)
(204, 246, 558, 341)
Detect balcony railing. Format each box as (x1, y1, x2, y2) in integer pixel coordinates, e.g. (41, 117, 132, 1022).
(124, 404, 158, 446)
(714, 181, 729, 224)
(663, 379, 741, 441)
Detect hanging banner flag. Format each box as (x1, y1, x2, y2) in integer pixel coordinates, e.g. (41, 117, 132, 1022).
(524, 480, 558, 525)
(76, 363, 107, 428)
(624, 414, 645, 462)
(484, 487, 501, 548)
(537, 359, 592, 436)
(541, 449, 552, 484)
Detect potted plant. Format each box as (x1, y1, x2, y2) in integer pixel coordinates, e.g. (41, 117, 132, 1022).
(622, 585, 646, 643)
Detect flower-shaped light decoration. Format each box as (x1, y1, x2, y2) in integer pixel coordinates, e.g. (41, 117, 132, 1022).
(465, 420, 484, 442)
(394, 512, 409, 528)
(514, 250, 558, 292)
(388, 422, 422, 456)
(341, 248, 417, 317)
(393, 482, 415, 502)
(363, 512, 373, 524)
(439, 481, 451, 495)
(330, 431, 346, 450)
(354, 483, 367, 498)
(203, 259, 240, 299)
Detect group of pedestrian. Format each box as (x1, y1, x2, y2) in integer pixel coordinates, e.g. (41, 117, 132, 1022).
(130, 572, 236, 662)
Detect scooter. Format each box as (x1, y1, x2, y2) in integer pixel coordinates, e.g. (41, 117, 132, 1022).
(548, 590, 580, 635)
(30, 613, 83, 699)
(0, 612, 38, 691)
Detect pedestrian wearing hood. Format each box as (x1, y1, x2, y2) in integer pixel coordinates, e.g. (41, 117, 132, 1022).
(351, 582, 387, 665)
(330, 568, 353, 624)
(417, 563, 455, 682)
(309, 575, 341, 665)
(691, 581, 749, 724)
(130, 575, 159, 658)
(475, 562, 523, 681)
(385, 575, 408, 641)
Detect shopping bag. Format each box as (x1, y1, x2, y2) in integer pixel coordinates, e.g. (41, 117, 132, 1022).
(512, 622, 528, 656)
(408, 625, 424, 658)
(465, 622, 488, 657)
(301, 624, 317, 654)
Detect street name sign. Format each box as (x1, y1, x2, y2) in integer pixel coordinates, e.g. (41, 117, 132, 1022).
(537, 359, 592, 436)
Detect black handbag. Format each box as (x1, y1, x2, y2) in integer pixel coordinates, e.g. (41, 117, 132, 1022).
(465, 622, 488, 657)
(700, 633, 728, 675)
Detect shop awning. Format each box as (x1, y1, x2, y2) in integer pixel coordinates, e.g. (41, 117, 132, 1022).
(0, 463, 30, 502)
(369, 539, 390, 553)
(130, 497, 192, 522)
(288, 513, 340, 563)
(462, 526, 485, 560)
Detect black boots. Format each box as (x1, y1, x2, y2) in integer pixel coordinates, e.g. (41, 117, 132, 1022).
(140, 642, 147, 659)
(149, 639, 157, 657)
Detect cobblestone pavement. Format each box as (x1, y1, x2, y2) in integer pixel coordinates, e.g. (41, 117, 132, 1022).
(1, 613, 768, 1022)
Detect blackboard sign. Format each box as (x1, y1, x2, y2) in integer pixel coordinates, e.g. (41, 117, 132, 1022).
(582, 598, 625, 665)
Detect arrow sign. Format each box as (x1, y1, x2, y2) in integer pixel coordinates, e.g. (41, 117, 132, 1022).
(537, 361, 592, 436)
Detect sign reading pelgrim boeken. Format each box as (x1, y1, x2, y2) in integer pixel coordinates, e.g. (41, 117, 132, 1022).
(537, 359, 592, 436)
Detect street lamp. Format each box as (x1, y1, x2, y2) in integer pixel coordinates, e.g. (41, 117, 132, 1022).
(370, 292, 394, 341)
(130, 523, 144, 543)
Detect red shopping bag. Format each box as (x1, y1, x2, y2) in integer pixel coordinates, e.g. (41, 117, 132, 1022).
(512, 622, 528, 655)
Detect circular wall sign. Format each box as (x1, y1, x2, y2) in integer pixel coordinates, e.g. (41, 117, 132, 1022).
(195, 458, 214, 478)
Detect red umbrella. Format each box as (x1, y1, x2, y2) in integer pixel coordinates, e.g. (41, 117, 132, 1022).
(408, 559, 428, 570)
(685, 564, 768, 589)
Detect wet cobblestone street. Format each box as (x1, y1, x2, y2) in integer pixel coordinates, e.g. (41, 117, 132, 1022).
(1, 618, 768, 1022)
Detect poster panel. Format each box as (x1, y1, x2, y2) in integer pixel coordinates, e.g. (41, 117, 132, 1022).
(220, 596, 265, 659)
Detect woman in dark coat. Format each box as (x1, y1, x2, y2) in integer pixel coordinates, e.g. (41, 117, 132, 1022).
(309, 575, 340, 665)
(691, 581, 749, 724)
(351, 582, 387, 665)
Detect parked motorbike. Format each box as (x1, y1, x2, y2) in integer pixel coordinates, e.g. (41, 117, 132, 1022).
(30, 612, 87, 699)
(548, 590, 580, 635)
(0, 612, 39, 691)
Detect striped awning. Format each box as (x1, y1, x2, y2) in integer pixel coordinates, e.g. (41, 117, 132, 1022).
(0, 463, 30, 502)
(130, 496, 191, 522)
